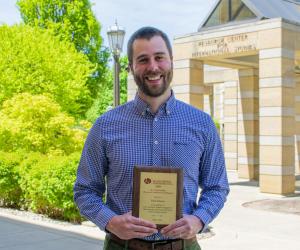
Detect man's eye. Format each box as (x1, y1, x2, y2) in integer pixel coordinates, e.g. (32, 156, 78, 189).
(138, 58, 148, 63)
(156, 56, 164, 61)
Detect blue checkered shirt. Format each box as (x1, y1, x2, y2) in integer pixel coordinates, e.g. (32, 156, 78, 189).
(74, 92, 229, 240)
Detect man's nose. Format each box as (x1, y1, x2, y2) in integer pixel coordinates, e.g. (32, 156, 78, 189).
(147, 58, 159, 71)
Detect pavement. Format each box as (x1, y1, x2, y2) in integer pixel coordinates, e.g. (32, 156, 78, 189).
(0, 171, 300, 250)
(0, 216, 104, 250)
(199, 171, 300, 250)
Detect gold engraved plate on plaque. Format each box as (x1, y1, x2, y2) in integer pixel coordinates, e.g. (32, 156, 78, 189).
(139, 172, 177, 224)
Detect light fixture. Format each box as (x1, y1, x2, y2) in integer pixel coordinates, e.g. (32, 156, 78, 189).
(107, 21, 125, 107)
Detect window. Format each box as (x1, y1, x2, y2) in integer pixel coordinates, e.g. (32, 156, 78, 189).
(203, 0, 257, 28)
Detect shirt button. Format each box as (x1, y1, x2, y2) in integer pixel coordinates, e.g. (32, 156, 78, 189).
(167, 110, 170, 115)
(154, 140, 159, 145)
(154, 118, 158, 122)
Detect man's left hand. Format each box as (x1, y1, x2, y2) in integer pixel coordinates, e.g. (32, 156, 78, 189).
(160, 215, 204, 239)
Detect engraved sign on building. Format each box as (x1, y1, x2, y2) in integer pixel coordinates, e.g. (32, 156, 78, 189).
(192, 32, 258, 58)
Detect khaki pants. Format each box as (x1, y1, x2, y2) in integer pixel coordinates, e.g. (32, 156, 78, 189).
(103, 236, 201, 250)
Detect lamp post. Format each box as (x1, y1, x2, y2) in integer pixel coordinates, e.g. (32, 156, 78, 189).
(107, 21, 125, 107)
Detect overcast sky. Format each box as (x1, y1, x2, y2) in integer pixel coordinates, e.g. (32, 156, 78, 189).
(0, 0, 216, 53)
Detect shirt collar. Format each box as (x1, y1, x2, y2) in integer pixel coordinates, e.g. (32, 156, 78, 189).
(134, 90, 176, 116)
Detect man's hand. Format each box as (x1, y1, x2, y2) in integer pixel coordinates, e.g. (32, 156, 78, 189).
(160, 215, 204, 239)
(106, 212, 158, 240)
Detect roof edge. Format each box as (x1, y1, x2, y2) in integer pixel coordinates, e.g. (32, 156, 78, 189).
(175, 17, 300, 42)
(197, 0, 220, 32)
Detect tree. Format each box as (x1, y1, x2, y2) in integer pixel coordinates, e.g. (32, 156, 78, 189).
(119, 56, 129, 105)
(0, 93, 90, 154)
(0, 25, 94, 117)
(85, 56, 129, 122)
(17, 0, 109, 98)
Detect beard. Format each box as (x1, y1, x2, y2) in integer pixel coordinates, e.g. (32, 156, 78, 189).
(133, 69, 173, 97)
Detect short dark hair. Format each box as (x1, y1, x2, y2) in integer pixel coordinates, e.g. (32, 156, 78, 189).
(127, 26, 172, 65)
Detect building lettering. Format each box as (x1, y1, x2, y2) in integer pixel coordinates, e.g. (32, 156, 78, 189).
(192, 33, 257, 58)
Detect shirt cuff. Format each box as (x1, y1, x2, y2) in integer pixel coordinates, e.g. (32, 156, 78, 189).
(192, 208, 212, 234)
(95, 206, 118, 231)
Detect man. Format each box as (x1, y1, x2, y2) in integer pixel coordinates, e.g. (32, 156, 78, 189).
(74, 27, 229, 250)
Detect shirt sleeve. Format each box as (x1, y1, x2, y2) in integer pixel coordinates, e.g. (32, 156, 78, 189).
(192, 117, 230, 231)
(73, 119, 117, 231)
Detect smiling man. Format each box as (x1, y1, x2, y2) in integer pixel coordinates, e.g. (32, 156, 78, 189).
(130, 34, 173, 100)
(74, 27, 229, 250)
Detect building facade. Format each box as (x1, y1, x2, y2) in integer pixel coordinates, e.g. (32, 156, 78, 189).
(127, 0, 300, 195)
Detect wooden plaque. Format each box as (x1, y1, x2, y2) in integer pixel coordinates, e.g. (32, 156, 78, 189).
(132, 166, 183, 229)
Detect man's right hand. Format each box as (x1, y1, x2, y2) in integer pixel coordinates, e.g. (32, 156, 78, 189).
(106, 212, 158, 240)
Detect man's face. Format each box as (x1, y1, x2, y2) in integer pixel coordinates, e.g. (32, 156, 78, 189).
(130, 36, 173, 97)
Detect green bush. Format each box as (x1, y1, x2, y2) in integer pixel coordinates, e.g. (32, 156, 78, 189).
(0, 151, 24, 208)
(0, 150, 83, 222)
(0, 93, 90, 154)
(19, 152, 83, 222)
(85, 56, 128, 122)
(0, 24, 94, 118)
(85, 80, 113, 122)
(17, 151, 47, 209)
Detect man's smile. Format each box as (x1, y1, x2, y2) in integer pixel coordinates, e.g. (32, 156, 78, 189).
(144, 74, 164, 86)
(145, 75, 162, 81)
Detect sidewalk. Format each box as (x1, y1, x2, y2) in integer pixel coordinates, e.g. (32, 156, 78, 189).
(0, 171, 299, 250)
(0, 216, 103, 250)
(200, 171, 300, 250)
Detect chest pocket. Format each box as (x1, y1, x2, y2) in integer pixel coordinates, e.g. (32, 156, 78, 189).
(170, 140, 203, 179)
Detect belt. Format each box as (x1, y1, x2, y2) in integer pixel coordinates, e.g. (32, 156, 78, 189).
(108, 233, 197, 250)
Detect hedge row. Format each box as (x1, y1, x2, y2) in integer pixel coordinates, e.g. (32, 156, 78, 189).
(0, 151, 83, 223)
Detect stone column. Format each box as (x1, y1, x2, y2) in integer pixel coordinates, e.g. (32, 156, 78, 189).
(214, 83, 225, 141)
(209, 88, 214, 117)
(237, 69, 259, 180)
(223, 80, 238, 170)
(258, 29, 296, 194)
(295, 74, 300, 175)
(172, 59, 204, 109)
(203, 86, 213, 115)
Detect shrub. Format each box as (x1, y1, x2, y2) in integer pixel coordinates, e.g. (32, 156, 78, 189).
(17, 151, 46, 210)
(0, 24, 94, 117)
(0, 93, 90, 154)
(0, 151, 24, 208)
(85, 56, 128, 122)
(19, 152, 83, 222)
(0, 150, 84, 222)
